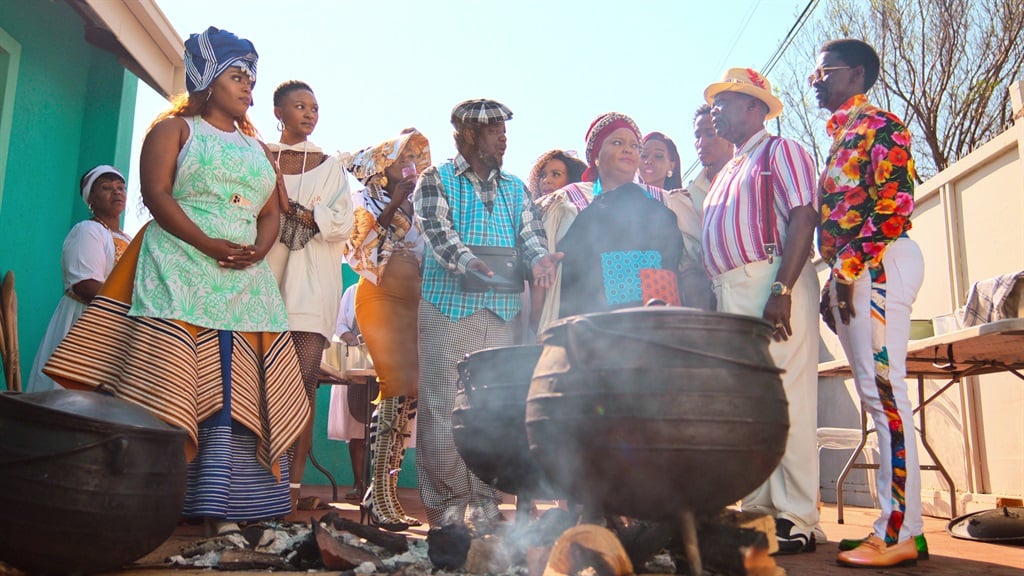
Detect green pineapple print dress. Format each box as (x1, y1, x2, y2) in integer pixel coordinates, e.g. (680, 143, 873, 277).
(130, 117, 290, 331)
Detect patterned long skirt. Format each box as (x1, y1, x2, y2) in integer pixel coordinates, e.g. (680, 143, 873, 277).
(44, 227, 309, 522)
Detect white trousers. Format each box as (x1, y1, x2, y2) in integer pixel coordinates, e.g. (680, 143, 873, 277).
(713, 258, 820, 530)
(831, 237, 925, 542)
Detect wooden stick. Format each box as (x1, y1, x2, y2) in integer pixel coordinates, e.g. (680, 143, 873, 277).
(1, 271, 19, 392)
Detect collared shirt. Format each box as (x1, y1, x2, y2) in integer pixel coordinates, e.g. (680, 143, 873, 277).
(414, 153, 548, 322)
(818, 94, 915, 283)
(702, 129, 818, 277)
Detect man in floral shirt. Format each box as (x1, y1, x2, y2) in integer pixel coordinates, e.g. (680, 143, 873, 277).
(812, 38, 927, 568)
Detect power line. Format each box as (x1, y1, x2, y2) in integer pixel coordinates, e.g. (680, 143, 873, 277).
(681, 0, 821, 182)
(761, 0, 820, 75)
(714, 0, 763, 75)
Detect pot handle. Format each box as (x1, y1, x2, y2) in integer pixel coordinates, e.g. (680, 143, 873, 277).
(456, 359, 470, 395)
(108, 435, 130, 474)
(564, 317, 599, 366)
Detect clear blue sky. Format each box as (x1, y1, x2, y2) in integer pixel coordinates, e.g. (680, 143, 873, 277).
(126, 0, 814, 233)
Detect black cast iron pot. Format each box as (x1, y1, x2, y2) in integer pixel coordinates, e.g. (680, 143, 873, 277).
(0, 390, 188, 574)
(526, 306, 788, 520)
(452, 344, 558, 499)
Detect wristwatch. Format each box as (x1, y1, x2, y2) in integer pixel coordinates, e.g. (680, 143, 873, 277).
(770, 281, 792, 296)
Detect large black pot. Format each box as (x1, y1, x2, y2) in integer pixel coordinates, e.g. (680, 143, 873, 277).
(526, 307, 787, 520)
(0, 390, 188, 574)
(452, 345, 558, 498)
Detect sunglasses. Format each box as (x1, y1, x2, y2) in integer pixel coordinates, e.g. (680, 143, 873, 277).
(807, 65, 852, 86)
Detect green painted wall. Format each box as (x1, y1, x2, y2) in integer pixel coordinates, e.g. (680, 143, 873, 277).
(0, 0, 137, 386)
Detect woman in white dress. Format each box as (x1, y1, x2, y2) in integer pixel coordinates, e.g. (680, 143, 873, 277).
(27, 165, 131, 392)
(264, 79, 354, 511)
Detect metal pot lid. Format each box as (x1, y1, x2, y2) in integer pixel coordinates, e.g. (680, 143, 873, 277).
(946, 506, 1024, 543)
(1, 389, 183, 433)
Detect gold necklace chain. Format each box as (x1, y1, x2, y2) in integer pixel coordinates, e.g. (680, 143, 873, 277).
(828, 102, 871, 159)
(92, 217, 122, 235)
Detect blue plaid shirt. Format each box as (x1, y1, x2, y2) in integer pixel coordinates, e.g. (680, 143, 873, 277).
(414, 154, 548, 322)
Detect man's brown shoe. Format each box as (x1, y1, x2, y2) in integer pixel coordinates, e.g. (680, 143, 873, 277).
(836, 535, 918, 567)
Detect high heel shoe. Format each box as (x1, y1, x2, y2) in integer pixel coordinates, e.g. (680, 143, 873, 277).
(361, 501, 409, 532)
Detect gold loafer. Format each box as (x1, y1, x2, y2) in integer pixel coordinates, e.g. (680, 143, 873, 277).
(837, 535, 918, 567)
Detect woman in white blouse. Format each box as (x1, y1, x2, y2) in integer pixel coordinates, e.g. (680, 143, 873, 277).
(27, 165, 132, 392)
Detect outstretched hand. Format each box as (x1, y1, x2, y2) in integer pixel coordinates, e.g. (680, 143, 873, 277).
(532, 252, 564, 289)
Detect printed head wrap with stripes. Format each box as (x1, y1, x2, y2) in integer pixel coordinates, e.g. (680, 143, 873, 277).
(183, 27, 258, 94)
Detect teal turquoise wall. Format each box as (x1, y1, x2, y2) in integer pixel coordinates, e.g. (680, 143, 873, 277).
(0, 0, 137, 385)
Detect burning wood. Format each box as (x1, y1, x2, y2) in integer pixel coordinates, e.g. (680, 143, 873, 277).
(543, 525, 634, 576)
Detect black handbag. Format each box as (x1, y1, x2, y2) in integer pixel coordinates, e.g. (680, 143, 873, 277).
(461, 245, 526, 293)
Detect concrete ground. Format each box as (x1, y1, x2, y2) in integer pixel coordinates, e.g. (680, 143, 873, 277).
(72, 484, 1022, 576)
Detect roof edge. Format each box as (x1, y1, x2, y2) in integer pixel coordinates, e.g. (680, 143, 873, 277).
(74, 0, 184, 99)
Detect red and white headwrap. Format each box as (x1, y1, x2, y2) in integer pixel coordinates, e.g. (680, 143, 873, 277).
(81, 165, 124, 205)
(582, 112, 642, 182)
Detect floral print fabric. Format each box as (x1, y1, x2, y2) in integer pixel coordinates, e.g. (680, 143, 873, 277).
(818, 94, 916, 282)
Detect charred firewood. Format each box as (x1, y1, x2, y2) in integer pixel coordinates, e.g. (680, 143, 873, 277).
(321, 512, 410, 553)
(545, 525, 634, 576)
(313, 521, 385, 571)
(607, 516, 673, 569)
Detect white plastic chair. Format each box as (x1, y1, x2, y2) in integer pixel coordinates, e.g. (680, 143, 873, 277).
(817, 408, 879, 524)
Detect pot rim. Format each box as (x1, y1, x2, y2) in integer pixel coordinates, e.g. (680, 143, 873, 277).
(0, 391, 188, 438)
(542, 306, 774, 334)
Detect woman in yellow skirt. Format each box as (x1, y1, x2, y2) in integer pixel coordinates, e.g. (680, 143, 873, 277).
(344, 129, 431, 530)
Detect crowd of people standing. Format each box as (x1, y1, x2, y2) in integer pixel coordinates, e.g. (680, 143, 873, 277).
(32, 24, 926, 569)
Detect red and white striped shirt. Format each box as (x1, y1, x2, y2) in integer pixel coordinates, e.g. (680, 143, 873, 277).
(702, 129, 818, 277)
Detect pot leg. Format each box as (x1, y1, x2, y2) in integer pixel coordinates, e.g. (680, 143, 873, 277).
(679, 509, 703, 576)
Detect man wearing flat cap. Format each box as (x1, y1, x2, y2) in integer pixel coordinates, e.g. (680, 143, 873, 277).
(413, 98, 561, 530)
(701, 68, 821, 554)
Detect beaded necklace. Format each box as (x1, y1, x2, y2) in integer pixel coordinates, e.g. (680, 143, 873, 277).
(91, 217, 130, 261)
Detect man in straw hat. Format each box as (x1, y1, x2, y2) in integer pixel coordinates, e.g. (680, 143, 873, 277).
(413, 98, 561, 531)
(701, 68, 821, 554)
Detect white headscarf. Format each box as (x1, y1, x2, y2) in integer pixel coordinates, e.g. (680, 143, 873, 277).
(80, 165, 124, 205)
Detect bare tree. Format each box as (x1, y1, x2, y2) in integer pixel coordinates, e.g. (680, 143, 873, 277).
(774, 0, 1024, 179)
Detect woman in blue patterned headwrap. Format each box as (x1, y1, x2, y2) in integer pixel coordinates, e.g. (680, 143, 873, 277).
(45, 27, 309, 536)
